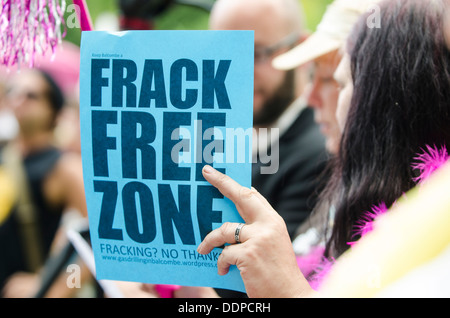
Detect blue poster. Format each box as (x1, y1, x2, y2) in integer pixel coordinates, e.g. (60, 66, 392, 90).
(79, 30, 253, 293)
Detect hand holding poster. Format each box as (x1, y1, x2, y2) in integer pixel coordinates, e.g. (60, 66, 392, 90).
(79, 30, 253, 292)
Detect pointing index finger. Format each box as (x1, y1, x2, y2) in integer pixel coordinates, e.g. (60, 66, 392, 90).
(202, 165, 268, 223)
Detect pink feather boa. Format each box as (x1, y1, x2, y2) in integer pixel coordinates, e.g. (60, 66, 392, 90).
(297, 144, 449, 290)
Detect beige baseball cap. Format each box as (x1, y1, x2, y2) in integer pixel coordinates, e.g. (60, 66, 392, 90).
(273, 0, 382, 70)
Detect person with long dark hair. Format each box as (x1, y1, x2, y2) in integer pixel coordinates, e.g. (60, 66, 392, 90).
(314, 0, 450, 260)
(196, 0, 450, 297)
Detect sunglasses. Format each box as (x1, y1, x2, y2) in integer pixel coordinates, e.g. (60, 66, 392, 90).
(254, 32, 299, 64)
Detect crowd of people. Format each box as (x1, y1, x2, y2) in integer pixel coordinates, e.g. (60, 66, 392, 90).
(0, 42, 90, 297)
(1, 0, 450, 298)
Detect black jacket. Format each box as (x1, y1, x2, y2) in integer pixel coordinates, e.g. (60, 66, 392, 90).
(252, 107, 329, 239)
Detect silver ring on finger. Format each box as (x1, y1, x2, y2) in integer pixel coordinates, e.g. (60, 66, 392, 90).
(234, 223, 245, 244)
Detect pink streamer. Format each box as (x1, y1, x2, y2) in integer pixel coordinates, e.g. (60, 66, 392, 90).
(0, 0, 67, 68)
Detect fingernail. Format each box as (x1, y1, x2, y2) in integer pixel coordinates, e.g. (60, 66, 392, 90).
(203, 165, 214, 174)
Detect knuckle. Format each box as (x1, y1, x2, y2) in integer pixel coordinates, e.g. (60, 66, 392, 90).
(220, 222, 233, 237)
(239, 186, 255, 200)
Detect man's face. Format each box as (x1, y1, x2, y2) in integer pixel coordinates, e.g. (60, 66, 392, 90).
(306, 51, 341, 154)
(209, 1, 297, 126)
(252, 37, 297, 126)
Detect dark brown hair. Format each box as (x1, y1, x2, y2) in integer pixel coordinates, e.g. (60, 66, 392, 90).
(320, 0, 450, 258)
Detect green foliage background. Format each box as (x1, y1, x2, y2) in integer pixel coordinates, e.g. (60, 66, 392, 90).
(64, 0, 333, 46)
